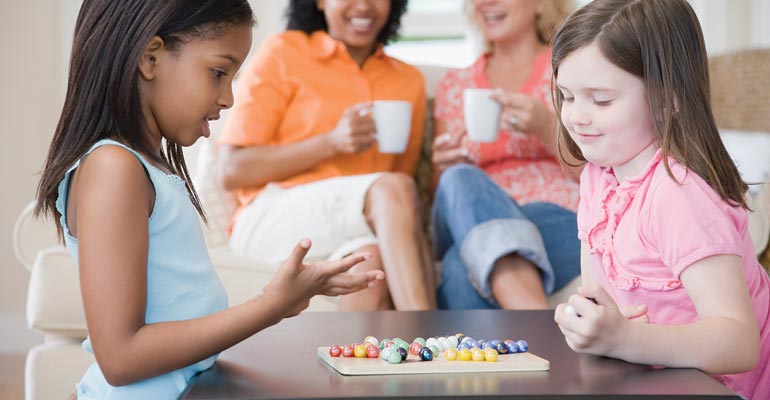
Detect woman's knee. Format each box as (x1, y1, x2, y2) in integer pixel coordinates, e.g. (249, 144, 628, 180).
(366, 172, 421, 219)
(436, 164, 485, 194)
(433, 164, 497, 216)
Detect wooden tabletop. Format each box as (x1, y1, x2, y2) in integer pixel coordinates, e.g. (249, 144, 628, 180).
(184, 310, 739, 399)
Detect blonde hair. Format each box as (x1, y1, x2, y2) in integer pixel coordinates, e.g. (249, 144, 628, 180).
(465, 0, 574, 48)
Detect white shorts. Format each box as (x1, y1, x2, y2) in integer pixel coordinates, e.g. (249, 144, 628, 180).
(229, 173, 383, 265)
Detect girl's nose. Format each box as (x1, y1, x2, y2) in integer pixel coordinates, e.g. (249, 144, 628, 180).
(219, 84, 234, 109)
(568, 104, 590, 127)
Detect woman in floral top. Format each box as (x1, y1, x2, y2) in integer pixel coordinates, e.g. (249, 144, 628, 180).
(432, 0, 579, 309)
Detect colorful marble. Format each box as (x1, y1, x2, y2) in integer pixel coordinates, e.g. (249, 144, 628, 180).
(409, 342, 423, 356)
(353, 345, 367, 358)
(471, 348, 485, 362)
(484, 348, 499, 362)
(363, 336, 379, 347)
(366, 345, 380, 358)
(396, 347, 408, 361)
(386, 351, 402, 364)
(418, 347, 434, 361)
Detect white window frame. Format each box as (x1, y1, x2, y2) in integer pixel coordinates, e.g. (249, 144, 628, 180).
(387, 1, 473, 67)
(398, 3, 467, 39)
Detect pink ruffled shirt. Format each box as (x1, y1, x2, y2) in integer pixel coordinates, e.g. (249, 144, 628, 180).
(434, 50, 579, 211)
(578, 150, 770, 399)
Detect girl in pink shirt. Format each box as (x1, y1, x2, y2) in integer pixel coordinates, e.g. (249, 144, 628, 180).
(551, 1, 770, 399)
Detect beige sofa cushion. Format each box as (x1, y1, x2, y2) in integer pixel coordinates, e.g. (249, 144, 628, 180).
(25, 341, 94, 400)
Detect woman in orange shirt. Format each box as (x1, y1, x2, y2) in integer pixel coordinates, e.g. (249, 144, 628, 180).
(219, 0, 435, 311)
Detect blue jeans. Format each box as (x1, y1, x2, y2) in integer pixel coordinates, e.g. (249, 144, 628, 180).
(432, 164, 580, 309)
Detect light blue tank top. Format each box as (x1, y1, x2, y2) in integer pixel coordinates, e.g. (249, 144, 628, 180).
(56, 139, 228, 399)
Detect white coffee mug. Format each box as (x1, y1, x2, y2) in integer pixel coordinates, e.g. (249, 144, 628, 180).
(463, 88, 501, 142)
(373, 100, 412, 154)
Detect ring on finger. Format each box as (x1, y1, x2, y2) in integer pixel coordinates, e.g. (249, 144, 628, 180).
(507, 115, 518, 126)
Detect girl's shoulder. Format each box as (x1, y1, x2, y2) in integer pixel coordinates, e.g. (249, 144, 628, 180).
(72, 142, 155, 196)
(81, 143, 146, 175)
(649, 159, 718, 200)
(59, 141, 155, 238)
(645, 158, 746, 222)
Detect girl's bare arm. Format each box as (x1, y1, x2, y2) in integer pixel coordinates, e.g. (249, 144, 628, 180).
(557, 254, 759, 375)
(73, 146, 379, 386)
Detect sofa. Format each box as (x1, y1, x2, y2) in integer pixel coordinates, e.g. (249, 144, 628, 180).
(13, 52, 770, 400)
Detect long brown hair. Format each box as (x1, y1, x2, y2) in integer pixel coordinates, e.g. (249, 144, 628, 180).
(35, 0, 255, 237)
(552, 0, 748, 208)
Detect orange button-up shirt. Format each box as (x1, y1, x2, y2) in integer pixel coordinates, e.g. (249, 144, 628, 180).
(220, 30, 426, 209)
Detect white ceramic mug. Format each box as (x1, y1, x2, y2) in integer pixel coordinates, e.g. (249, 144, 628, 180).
(463, 88, 501, 142)
(373, 100, 412, 153)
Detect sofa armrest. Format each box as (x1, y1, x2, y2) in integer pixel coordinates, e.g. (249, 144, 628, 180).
(25, 341, 94, 400)
(27, 247, 88, 339)
(13, 200, 61, 271)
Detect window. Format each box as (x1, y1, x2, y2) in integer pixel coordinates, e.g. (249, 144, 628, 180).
(385, 0, 475, 68)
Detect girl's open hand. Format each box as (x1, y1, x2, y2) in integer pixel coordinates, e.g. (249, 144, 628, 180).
(263, 239, 385, 318)
(327, 103, 377, 154)
(553, 284, 637, 357)
(431, 130, 473, 172)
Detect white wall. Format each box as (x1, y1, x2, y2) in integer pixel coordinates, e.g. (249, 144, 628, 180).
(689, 0, 751, 55)
(1, 0, 767, 354)
(0, 0, 64, 352)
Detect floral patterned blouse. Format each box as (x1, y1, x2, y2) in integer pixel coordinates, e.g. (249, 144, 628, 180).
(433, 49, 579, 211)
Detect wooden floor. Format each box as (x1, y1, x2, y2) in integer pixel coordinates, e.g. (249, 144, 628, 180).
(0, 353, 25, 400)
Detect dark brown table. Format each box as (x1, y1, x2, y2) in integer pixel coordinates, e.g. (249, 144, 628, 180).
(184, 310, 740, 399)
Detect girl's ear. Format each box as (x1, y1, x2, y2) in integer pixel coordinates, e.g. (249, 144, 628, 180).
(138, 36, 165, 81)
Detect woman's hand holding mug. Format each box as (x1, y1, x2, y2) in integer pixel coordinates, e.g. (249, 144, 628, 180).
(327, 102, 376, 154)
(491, 89, 553, 139)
